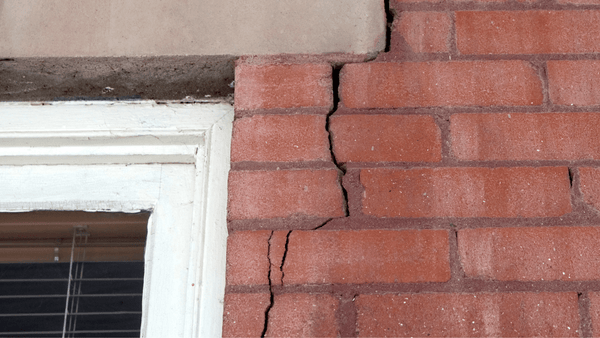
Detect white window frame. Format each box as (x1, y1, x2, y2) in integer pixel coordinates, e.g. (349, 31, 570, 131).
(0, 101, 233, 337)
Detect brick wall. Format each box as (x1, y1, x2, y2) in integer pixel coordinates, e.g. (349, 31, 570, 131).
(223, 2, 600, 337)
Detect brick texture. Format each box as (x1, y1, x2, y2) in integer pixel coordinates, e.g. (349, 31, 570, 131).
(397, 12, 451, 53)
(282, 230, 451, 284)
(226, 230, 270, 286)
(456, 11, 600, 54)
(235, 63, 332, 111)
(340, 61, 543, 108)
(222, 293, 270, 338)
(265, 294, 338, 337)
(330, 114, 441, 163)
(231, 114, 330, 162)
(356, 292, 580, 337)
(361, 167, 571, 218)
(451, 113, 600, 161)
(548, 61, 600, 106)
(228, 169, 345, 220)
(579, 167, 600, 212)
(459, 227, 600, 281)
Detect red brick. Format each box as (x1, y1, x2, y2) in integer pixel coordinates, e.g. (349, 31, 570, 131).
(282, 230, 450, 284)
(397, 12, 451, 53)
(590, 292, 600, 337)
(451, 113, 600, 161)
(226, 231, 270, 286)
(235, 63, 332, 111)
(457, 11, 600, 55)
(460, 227, 600, 281)
(231, 114, 330, 162)
(361, 167, 571, 218)
(579, 168, 600, 212)
(548, 61, 600, 106)
(223, 293, 270, 338)
(356, 292, 580, 337)
(266, 294, 338, 337)
(340, 61, 542, 108)
(228, 169, 344, 220)
(330, 114, 441, 163)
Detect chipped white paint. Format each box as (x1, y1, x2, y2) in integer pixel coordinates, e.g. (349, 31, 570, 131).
(0, 101, 233, 338)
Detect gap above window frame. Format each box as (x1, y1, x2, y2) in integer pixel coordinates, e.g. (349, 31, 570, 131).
(0, 100, 233, 338)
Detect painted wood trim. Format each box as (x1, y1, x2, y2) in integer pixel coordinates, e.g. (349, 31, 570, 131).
(0, 101, 233, 338)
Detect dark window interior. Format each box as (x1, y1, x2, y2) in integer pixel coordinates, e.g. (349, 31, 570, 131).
(0, 211, 149, 337)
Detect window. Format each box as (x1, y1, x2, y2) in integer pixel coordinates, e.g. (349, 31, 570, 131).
(0, 101, 233, 337)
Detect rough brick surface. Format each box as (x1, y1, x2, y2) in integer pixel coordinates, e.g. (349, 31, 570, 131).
(356, 292, 580, 337)
(222, 293, 271, 338)
(361, 167, 571, 218)
(457, 11, 600, 54)
(590, 292, 600, 337)
(235, 63, 332, 111)
(226, 231, 270, 286)
(397, 12, 451, 53)
(228, 169, 345, 220)
(330, 114, 441, 163)
(460, 227, 600, 281)
(265, 294, 339, 337)
(548, 61, 600, 106)
(579, 168, 600, 212)
(451, 113, 600, 161)
(231, 114, 330, 162)
(340, 61, 543, 108)
(282, 230, 450, 284)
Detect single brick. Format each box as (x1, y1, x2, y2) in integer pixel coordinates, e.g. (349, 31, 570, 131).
(397, 12, 451, 53)
(228, 169, 345, 220)
(231, 114, 330, 162)
(457, 11, 600, 54)
(460, 227, 600, 281)
(451, 113, 600, 161)
(235, 63, 332, 111)
(330, 114, 441, 163)
(579, 168, 600, 212)
(282, 230, 450, 284)
(266, 293, 338, 337)
(361, 167, 571, 218)
(226, 230, 270, 286)
(590, 292, 600, 337)
(222, 293, 270, 338)
(340, 61, 543, 108)
(356, 292, 579, 337)
(548, 61, 600, 106)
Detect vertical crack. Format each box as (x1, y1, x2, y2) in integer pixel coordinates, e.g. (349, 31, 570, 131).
(327, 65, 350, 217)
(261, 231, 275, 338)
(279, 231, 292, 285)
(384, 0, 394, 53)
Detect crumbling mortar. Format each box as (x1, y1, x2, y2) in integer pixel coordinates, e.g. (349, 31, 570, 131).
(261, 231, 275, 338)
(530, 60, 551, 109)
(578, 291, 593, 338)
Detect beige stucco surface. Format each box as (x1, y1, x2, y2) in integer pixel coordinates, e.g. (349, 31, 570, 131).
(0, 0, 385, 57)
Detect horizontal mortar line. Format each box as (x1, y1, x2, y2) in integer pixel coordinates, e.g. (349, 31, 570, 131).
(343, 161, 600, 169)
(269, 281, 600, 294)
(335, 106, 600, 116)
(393, 3, 600, 12)
(231, 161, 337, 171)
(319, 217, 600, 230)
(374, 53, 600, 62)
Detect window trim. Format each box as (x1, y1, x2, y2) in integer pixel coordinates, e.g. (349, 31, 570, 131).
(0, 101, 233, 337)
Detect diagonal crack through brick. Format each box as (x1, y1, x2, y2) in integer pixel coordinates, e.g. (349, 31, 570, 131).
(261, 231, 275, 338)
